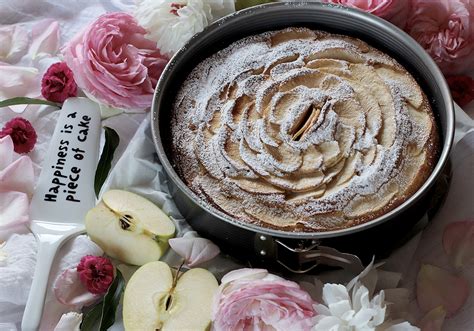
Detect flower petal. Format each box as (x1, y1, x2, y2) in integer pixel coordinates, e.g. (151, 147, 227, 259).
(417, 306, 446, 331)
(347, 257, 375, 291)
(312, 315, 345, 331)
(53, 312, 82, 331)
(0, 234, 37, 305)
(0, 191, 29, 230)
(0, 155, 34, 196)
(220, 268, 269, 286)
(416, 264, 469, 317)
(0, 65, 40, 99)
(442, 220, 474, 268)
(168, 236, 220, 267)
(322, 283, 350, 306)
(29, 20, 60, 59)
(53, 268, 100, 308)
(0, 24, 29, 63)
(0, 136, 14, 170)
(384, 321, 420, 331)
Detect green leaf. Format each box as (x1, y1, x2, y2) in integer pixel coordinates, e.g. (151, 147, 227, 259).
(80, 270, 125, 331)
(235, 0, 274, 10)
(0, 97, 59, 108)
(94, 127, 120, 197)
(98, 269, 125, 331)
(80, 302, 103, 331)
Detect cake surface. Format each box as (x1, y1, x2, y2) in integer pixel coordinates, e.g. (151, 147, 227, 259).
(171, 28, 438, 232)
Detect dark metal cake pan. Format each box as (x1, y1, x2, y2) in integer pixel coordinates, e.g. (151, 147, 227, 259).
(151, 2, 454, 273)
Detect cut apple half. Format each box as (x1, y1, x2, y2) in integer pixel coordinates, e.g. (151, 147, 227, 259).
(85, 190, 175, 266)
(123, 261, 218, 331)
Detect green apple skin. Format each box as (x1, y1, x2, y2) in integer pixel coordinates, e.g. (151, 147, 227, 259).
(85, 190, 175, 266)
(123, 261, 219, 331)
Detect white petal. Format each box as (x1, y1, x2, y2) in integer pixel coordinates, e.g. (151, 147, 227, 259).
(328, 300, 352, 318)
(312, 316, 345, 331)
(0, 24, 29, 63)
(383, 321, 420, 331)
(54, 312, 82, 331)
(313, 303, 332, 316)
(53, 268, 100, 308)
(0, 156, 35, 196)
(0, 65, 39, 99)
(209, 0, 235, 20)
(0, 136, 14, 170)
(349, 307, 374, 327)
(29, 20, 60, 58)
(0, 243, 7, 267)
(168, 236, 220, 267)
(323, 284, 350, 305)
(0, 192, 29, 230)
(0, 234, 37, 305)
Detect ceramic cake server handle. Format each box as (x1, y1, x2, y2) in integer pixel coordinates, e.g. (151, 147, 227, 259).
(21, 98, 101, 331)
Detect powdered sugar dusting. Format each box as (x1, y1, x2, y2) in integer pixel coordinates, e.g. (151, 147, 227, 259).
(171, 27, 437, 231)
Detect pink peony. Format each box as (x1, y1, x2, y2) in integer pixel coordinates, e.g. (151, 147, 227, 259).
(62, 12, 168, 110)
(0, 117, 37, 154)
(41, 62, 78, 103)
(77, 255, 114, 295)
(323, 0, 410, 29)
(407, 0, 474, 75)
(212, 268, 316, 331)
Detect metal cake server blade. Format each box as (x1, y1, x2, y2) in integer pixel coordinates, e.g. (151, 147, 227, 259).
(21, 98, 101, 331)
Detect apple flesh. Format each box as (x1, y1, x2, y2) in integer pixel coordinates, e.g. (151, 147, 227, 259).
(123, 261, 218, 331)
(85, 190, 175, 265)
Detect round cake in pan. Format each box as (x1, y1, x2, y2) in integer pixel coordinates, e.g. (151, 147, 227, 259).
(170, 27, 439, 232)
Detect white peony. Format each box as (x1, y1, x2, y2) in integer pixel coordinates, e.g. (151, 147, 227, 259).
(135, 0, 235, 56)
(312, 264, 420, 331)
(313, 282, 387, 331)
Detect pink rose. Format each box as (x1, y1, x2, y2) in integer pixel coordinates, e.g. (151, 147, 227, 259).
(212, 268, 316, 331)
(323, 0, 410, 29)
(407, 0, 474, 75)
(77, 255, 114, 295)
(41, 62, 78, 103)
(62, 12, 168, 110)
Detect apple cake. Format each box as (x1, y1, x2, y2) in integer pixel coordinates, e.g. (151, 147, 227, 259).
(170, 27, 439, 232)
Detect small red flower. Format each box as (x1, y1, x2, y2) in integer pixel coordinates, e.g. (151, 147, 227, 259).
(41, 62, 78, 103)
(77, 255, 114, 295)
(446, 76, 474, 108)
(0, 117, 37, 154)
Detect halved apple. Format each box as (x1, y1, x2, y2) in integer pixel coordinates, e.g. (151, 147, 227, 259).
(85, 190, 175, 265)
(123, 261, 218, 331)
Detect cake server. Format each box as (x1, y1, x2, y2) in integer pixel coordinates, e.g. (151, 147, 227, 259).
(21, 98, 101, 331)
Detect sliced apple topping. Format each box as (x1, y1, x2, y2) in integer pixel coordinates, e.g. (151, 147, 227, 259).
(85, 190, 176, 266)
